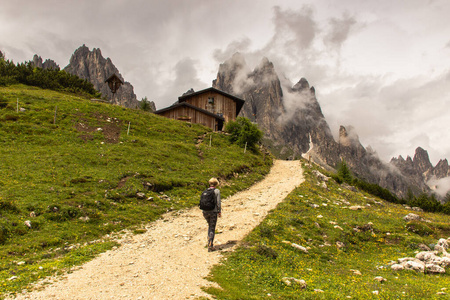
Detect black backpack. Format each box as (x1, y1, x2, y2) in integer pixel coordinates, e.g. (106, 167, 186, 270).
(199, 188, 216, 211)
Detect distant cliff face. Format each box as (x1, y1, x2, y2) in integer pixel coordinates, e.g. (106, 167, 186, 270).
(212, 53, 445, 198)
(391, 147, 450, 194)
(64, 45, 140, 108)
(32, 55, 59, 70)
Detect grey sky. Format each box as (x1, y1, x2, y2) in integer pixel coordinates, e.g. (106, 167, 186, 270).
(1, 0, 449, 165)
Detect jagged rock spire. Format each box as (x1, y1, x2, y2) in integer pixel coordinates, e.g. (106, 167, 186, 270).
(64, 45, 139, 108)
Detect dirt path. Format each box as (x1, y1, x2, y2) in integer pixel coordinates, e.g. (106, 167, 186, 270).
(13, 160, 304, 300)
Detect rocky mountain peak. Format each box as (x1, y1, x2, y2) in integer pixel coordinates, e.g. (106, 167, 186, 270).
(64, 45, 139, 108)
(212, 52, 250, 95)
(413, 147, 433, 174)
(339, 126, 354, 147)
(292, 78, 310, 91)
(250, 57, 280, 89)
(32, 54, 59, 70)
(255, 57, 275, 73)
(432, 159, 449, 177)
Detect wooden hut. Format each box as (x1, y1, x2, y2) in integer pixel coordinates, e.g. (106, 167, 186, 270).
(154, 87, 245, 131)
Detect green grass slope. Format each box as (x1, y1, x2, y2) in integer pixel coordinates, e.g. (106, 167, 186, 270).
(0, 84, 272, 297)
(206, 162, 450, 299)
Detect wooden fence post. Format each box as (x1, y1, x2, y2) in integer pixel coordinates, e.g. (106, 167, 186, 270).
(54, 106, 57, 124)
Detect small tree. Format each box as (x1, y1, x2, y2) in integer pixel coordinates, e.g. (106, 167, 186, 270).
(337, 159, 353, 184)
(225, 117, 263, 152)
(140, 97, 153, 112)
(445, 192, 450, 204)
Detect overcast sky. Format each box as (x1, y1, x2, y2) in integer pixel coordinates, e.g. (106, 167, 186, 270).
(1, 0, 449, 165)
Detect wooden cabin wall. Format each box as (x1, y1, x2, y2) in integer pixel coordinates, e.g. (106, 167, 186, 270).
(183, 91, 236, 123)
(158, 106, 217, 130)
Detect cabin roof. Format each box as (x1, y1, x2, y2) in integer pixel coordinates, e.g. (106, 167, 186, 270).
(154, 102, 225, 121)
(178, 87, 245, 115)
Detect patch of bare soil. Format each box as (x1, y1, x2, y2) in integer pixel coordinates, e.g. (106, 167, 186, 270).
(73, 113, 122, 143)
(11, 160, 304, 300)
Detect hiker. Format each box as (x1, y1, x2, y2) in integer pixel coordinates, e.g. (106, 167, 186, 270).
(199, 177, 221, 252)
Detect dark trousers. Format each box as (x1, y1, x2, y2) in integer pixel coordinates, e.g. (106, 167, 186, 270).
(202, 211, 218, 246)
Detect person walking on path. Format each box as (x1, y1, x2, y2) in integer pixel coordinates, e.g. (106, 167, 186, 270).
(200, 177, 221, 252)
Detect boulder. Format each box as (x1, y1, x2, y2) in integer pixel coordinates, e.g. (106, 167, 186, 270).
(418, 243, 431, 251)
(415, 251, 436, 262)
(403, 260, 425, 272)
(411, 207, 424, 212)
(403, 213, 423, 221)
(336, 241, 345, 249)
(24, 220, 32, 228)
(436, 238, 449, 250)
(291, 243, 308, 253)
(398, 257, 416, 263)
(374, 276, 386, 283)
(391, 264, 404, 271)
(426, 264, 445, 274)
(281, 277, 307, 289)
(312, 170, 330, 182)
(349, 206, 364, 211)
(350, 269, 362, 275)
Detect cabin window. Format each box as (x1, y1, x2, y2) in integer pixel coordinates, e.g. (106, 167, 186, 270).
(208, 97, 215, 104)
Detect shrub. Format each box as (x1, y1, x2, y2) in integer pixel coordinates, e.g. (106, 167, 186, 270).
(0, 224, 11, 244)
(0, 95, 8, 108)
(140, 97, 153, 112)
(407, 193, 444, 214)
(225, 117, 263, 152)
(0, 200, 20, 213)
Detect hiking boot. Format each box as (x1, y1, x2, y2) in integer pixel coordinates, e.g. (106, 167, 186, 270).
(208, 240, 214, 252)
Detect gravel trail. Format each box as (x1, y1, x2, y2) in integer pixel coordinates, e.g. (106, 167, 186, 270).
(12, 160, 304, 300)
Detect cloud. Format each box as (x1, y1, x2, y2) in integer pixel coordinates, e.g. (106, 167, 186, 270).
(158, 57, 206, 106)
(270, 5, 318, 50)
(324, 13, 357, 50)
(428, 177, 450, 198)
(213, 38, 252, 63)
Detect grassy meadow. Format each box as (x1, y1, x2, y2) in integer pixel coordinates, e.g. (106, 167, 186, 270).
(0, 84, 272, 297)
(206, 162, 450, 299)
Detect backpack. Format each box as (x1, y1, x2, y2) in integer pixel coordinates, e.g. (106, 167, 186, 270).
(199, 188, 216, 211)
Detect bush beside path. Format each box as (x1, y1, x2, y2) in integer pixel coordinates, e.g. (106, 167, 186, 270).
(11, 160, 304, 300)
